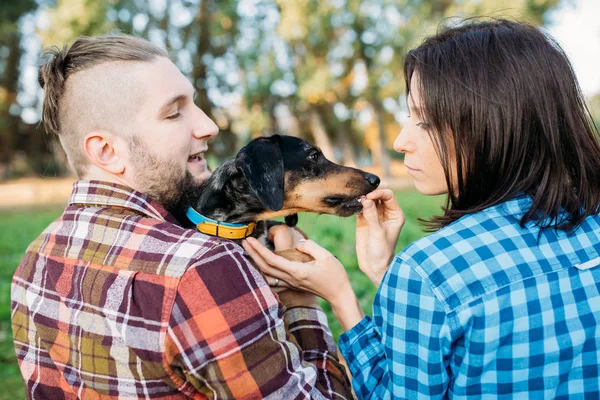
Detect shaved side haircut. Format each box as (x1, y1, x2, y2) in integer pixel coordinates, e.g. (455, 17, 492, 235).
(38, 34, 167, 177)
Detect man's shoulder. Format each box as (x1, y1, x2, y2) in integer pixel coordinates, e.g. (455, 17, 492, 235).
(29, 204, 246, 279)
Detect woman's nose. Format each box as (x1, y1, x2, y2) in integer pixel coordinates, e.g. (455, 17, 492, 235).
(394, 127, 413, 153)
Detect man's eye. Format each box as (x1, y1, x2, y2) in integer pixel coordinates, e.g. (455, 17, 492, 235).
(166, 112, 180, 120)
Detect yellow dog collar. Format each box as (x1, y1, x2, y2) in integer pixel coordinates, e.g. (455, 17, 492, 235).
(186, 207, 257, 240)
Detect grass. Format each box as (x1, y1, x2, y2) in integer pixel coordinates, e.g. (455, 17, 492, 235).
(0, 204, 67, 400)
(0, 190, 444, 398)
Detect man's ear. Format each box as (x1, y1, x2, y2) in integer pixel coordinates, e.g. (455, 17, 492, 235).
(236, 137, 284, 211)
(83, 131, 126, 175)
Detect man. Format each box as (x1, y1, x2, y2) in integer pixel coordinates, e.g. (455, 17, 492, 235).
(11, 34, 352, 399)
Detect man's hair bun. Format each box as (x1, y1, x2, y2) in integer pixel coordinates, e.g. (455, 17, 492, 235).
(38, 45, 69, 134)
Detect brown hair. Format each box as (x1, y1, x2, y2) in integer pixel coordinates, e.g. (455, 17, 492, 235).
(404, 19, 600, 232)
(38, 34, 167, 176)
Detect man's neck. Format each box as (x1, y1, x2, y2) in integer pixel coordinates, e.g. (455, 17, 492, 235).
(82, 169, 134, 191)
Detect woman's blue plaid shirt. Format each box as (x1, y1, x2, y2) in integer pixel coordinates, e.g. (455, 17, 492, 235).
(339, 196, 600, 399)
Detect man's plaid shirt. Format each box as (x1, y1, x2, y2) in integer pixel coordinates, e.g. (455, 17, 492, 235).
(11, 180, 352, 399)
(339, 196, 600, 399)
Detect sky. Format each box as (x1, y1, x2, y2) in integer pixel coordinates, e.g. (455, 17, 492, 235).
(548, 0, 600, 96)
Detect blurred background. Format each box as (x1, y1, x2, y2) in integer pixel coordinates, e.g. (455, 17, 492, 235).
(1, 0, 599, 398)
(1, 0, 599, 185)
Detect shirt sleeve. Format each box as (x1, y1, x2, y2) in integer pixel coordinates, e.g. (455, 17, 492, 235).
(163, 241, 352, 399)
(339, 256, 454, 399)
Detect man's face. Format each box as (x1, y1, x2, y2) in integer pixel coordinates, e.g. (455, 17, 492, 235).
(125, 57, 218, 208)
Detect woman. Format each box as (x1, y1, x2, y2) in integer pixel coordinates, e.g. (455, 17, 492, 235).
(243, 19, 600, 398)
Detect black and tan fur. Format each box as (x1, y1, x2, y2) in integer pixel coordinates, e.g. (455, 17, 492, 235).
(180, 134, 380, 259)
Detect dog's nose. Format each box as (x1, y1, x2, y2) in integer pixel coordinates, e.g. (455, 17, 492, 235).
(365, 173, 380, 188)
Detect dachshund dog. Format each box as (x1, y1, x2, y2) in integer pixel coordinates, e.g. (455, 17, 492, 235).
(180, 134, 380, 260)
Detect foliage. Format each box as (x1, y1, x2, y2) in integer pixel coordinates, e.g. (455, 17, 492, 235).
(0, 0, 564, 180)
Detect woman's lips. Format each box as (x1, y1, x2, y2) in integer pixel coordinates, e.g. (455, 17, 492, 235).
(405, 165, 420, 174)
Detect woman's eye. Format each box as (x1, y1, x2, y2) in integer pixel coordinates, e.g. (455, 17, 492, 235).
(166, 112, 180, 120)
(416, 122, 430, 130)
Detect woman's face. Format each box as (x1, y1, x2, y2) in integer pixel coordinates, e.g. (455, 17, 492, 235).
(393, 74, 450, 195)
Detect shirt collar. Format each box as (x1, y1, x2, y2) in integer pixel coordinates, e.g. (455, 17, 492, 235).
(499, 194, 533, 217)
(68, 180, 179, 224)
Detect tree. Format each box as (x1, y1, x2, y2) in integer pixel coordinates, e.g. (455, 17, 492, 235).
(0, 0, 37, 179)
(1, 0, 566, 180)
(270, 0, 563, 176)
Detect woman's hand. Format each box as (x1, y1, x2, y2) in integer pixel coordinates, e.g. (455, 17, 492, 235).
(356, 185, 404, 287)
(264, 225, 318, 308)
(242, 237, 364, 331)
(268, 224, 306, 251)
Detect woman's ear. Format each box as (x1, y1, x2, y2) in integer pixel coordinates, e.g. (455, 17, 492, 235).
(83, 131, 126, 175)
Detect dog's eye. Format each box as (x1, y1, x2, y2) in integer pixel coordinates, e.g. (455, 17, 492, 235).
(307, 152, 319, 161)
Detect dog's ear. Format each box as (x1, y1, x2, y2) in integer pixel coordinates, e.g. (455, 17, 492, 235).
(284, 214, 298, 227)
(236, 137, 284, 211)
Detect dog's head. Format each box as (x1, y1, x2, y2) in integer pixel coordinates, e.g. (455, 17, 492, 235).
(194, 135, 380, 223)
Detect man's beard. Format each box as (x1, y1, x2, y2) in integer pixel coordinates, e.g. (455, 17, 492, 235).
(127, 135, 202, 216)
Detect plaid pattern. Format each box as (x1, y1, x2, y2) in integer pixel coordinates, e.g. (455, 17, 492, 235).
(339, 195, 600, 399)
(11, 180, 352, 399)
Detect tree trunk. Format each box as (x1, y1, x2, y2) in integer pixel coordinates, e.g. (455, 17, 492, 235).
(374, 103, 391, 178)
(190, 0, 236, 160)
(308, 108, 335, 161)
(0, 30, 22, 180)
(335, 120, 358, 167)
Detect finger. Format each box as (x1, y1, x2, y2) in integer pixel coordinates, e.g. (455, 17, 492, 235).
(360, 199, 385, 235)
(265, 275, 290, 289)
(242, 240, 271, 271)
(296, 239, 335, 261)
(366, 188, 399, 206)
(378, 181, 390, 190)
(368, 189, 403, 220)
(243, 240, 295, 281)
(268, 225, 295, 251)
(356, 210, 366, 226)
(292, 227, 309, 240)
(245, 236, 284, 264)
(245, 237, 299, 271)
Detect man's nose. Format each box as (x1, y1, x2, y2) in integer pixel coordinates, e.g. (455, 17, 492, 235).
(192, 107, 219, 139)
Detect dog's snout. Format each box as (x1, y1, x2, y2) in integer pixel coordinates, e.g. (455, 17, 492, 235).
(365, 173, 380, 188)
